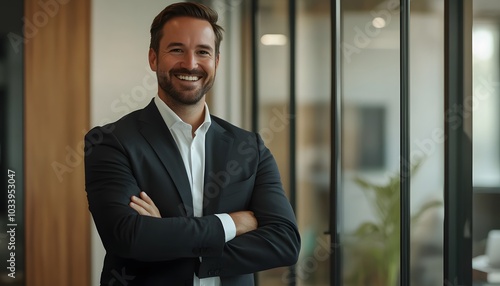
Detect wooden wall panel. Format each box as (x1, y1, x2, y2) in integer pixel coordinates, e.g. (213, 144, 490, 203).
(24, 0, 90, 285)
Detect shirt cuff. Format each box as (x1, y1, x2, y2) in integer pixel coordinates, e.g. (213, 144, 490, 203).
(214, 213, 236, 242)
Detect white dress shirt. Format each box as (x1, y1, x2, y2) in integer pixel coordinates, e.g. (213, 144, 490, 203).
(154, 95, 236, 286)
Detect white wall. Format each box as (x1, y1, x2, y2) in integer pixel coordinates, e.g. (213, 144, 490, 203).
(90, 1, 176, 285)
(91, 1, 176, 126)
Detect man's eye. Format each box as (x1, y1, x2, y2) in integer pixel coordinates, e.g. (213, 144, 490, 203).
(199, 50, 210, 55)
(170, 49, 183, 53)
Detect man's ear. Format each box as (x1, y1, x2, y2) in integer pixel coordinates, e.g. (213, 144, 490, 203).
(215, 53, 220, 69)
(148, 48, 157, 71)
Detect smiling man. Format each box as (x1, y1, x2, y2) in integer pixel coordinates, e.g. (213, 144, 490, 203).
(151, 16, 217, 116)
(84, 2, 300, 286)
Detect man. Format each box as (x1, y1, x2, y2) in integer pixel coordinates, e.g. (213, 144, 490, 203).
(84, 2, 300, 285)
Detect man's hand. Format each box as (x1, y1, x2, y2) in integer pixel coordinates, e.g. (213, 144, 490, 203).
(229, 211, 258, 236)
(130, 192, 161, 218)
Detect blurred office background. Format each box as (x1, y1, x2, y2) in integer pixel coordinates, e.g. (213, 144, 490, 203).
(0, 0, 499, 285)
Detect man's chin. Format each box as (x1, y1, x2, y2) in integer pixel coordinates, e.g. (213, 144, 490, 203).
(170, 92, 205, 106)
(179, 98, 203, 105)
(159, 82, 209, 105)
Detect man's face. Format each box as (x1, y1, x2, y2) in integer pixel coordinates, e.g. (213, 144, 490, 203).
(149, 16, 219, 106)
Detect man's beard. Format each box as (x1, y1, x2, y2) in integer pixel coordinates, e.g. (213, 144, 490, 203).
(157, 68, 214, 105)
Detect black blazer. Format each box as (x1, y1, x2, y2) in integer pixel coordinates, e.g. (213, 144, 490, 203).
(84, 100, 300, 286)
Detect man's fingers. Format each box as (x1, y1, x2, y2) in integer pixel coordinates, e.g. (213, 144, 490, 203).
(131, 196, 155, 215)
(130, 201, 149, 216)
(130, 192, 161, 218)
(140, 191, 156, 207)
(131, 195, 151, 211)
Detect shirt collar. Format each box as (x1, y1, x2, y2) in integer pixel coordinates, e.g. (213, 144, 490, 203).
(154, 95, 211, 132)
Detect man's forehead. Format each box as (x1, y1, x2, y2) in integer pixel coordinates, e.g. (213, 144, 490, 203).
(161, 17, 216, 45)
(163, 17, 213, 32)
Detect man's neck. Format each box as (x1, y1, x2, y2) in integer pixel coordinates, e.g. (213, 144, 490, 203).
(159, 94, 206, 132)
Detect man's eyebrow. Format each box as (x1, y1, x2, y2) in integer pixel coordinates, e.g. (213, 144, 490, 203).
(165, 43, 214, 52)
(197, 44, 214, 52)
(166, 42, 184, 48)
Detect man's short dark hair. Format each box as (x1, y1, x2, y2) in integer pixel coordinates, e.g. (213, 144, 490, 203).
(150, 2, 224, 55)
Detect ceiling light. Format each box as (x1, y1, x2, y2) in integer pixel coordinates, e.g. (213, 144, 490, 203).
(372, 17, 386, 29)
(261, 34, 287, 46)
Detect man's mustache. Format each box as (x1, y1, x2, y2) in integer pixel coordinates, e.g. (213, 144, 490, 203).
(170, 68, 207, 77)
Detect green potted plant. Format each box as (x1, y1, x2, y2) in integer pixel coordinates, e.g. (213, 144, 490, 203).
(343, 160, 442, 286)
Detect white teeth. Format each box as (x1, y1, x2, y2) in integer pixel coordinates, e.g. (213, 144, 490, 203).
(177, 75, 200, 81)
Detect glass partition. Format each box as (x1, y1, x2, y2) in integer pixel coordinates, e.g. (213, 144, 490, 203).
(409, 2, 445, 285)
(208, 0, 475, 285)
(339, 1, 446, 285)
(295, 0, 331, 285)
(472, 1, 500, 285)
(340, 1, 401, 285)
(255, 0, 292, 284)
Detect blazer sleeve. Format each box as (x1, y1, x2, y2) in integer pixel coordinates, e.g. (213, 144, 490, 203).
(197, 134, 301, 278)
(84, 126, 226, 261)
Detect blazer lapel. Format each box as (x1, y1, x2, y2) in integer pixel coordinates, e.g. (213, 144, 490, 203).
(203, 119, 234, 215)
(138, 100, 194, 217)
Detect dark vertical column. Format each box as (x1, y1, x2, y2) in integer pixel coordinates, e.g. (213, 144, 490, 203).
(288, 0, 297, 284)
(0, 2, 24, 285)
(400, 0, 410, 285)
(444, 0, 473, 285)
(330, 0, 342, 285)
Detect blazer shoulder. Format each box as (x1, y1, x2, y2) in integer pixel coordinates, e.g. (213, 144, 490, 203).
(89, 100, 158, 135)
(85, 103, 155, 146)
(210, 115, 256, 139)
(92, 110, 140, 137)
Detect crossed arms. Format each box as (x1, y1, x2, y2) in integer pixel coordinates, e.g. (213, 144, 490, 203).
(130, 191, 258, 236)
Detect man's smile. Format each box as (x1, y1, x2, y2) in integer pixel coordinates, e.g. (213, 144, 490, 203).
(175, 74, 201, 81)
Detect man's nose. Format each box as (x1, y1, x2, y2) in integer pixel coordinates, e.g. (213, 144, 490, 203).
(180, 52, 197, 70)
